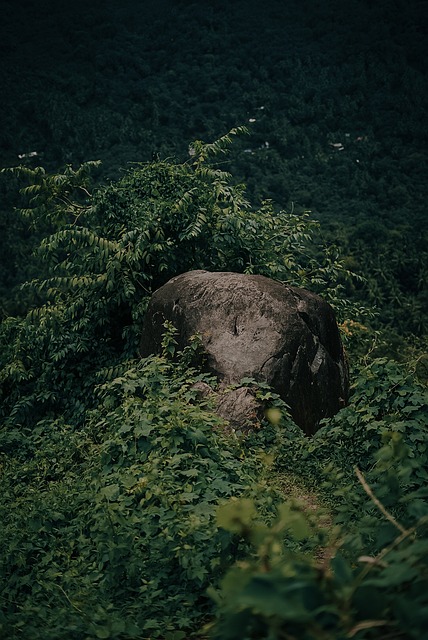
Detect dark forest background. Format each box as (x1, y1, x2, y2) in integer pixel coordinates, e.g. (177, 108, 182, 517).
(1, 0, 427, 339)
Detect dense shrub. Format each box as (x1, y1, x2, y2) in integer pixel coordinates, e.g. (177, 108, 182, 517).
(1, 132, 427, 639)
(0, 130, 359, 431)
(0, 345, 280, 638)
(211, 360, 428, 640)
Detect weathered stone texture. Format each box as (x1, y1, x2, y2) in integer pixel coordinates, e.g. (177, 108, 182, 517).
(140, 270, 349, 435)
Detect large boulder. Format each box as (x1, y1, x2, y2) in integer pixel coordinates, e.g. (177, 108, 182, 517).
(140, 270, 349, 435)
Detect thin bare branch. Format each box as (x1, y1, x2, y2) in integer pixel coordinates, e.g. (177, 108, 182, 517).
(354, 466, 406, 534)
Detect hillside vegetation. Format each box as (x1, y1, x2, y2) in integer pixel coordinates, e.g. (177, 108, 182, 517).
(1, 1, 427, 638)
(1, 130, 427, 639)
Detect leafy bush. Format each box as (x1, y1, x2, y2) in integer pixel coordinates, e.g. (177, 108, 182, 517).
(211, 362, 428, 640)
(204, 356, 426, 639)
(211, 456, 428, 640)
(0, 342, 282, 639)
(277, 358, 428, 492)
(0, 130, 359, 432)
(1, 130, 426, 639)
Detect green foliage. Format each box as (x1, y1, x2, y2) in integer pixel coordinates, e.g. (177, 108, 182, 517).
(0, 115, 427, 637)
(2, 0, 427, 335)
(212, 362, 428, 639)
(210, 469, 428, 640)
(0, 348, 276, 639)
(1, 161, 100, 228)
(1, 131, 361, 434)
(293, 358, 428, 487)
(5, 348, 426, 640)
(341, 223, 428, 336)
(210, 357, 428, 639)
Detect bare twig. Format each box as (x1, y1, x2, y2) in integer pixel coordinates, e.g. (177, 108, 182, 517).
(354, 466, 406, 534)
(55, 583, 83, 613)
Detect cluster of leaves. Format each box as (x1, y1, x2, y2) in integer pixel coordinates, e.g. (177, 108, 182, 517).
(0, 335, 286, 639)
(210, 443, 428, 640)
(284, 358, 428, 490)
(1, 128, 427, 639)
(209, 359, 428, 639)
(0, 130, 361, 432)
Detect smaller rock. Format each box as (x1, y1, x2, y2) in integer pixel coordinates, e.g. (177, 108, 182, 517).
(191, 382, 261, 432)
(215, 386, 261, 431)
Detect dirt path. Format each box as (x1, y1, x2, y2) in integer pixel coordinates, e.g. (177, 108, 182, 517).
(275, 472, 338, 565)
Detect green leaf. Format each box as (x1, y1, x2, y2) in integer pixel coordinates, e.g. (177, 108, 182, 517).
(331, 554, 354, 586)
(99, 484, 120, 501)
(217, 499, 256, 534)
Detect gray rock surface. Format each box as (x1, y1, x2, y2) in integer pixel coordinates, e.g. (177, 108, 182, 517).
(140, 270, 349, 434)
(191, 381, 262, 432)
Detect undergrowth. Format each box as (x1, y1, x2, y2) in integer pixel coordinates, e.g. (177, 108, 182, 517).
(0, 131, 427, 638)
